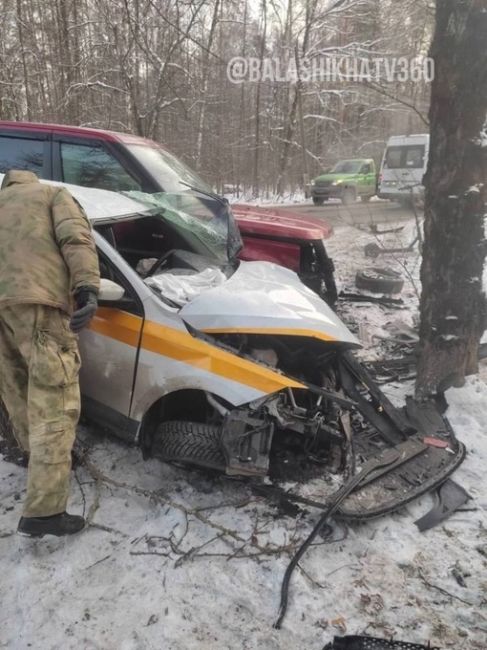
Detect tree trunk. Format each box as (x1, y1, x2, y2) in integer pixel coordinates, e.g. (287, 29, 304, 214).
(415, 0, 487, 399)
(252, 0, 266, 198)
(195, 0, 220, 171)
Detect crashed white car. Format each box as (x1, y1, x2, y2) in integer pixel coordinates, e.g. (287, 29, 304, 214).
(1, 178, 465, 519)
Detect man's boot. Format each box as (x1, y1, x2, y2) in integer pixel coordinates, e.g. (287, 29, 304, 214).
(17, 512, 85, 538)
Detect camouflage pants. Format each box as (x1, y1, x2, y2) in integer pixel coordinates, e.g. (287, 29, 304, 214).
(0, 304, 81, 517)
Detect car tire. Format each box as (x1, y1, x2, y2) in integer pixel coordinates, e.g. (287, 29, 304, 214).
(152, 420, 226, 471)
(361, 195, 373, 203)
(312, 197, 324, 206)
(341, 187, 357, 205)
(355, 267, 404, 294)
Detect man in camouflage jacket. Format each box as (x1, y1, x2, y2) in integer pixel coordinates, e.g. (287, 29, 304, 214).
(0, 170, 100, 537)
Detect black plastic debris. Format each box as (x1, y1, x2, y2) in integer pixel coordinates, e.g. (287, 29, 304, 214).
(323, 635, 440, 650)
(414, 478, 471, 532)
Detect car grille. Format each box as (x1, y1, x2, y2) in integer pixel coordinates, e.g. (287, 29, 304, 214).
(315, 180, 332, 188)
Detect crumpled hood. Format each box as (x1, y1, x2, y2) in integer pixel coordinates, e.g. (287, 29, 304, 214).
(1, 170, 39, 189)
(180, 261, 360, 346)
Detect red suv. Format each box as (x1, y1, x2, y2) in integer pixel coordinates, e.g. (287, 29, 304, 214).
(0, 121, 337, 303)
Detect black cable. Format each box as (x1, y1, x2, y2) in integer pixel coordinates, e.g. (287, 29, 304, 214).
(273, 500, 338, 629)
(273, 452, 399, 629)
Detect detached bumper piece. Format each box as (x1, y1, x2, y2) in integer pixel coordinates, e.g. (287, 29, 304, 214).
(323, 636, 439, 650)
(335, 353, 466, 520)
(262, 351, 466, 521)
(414, 478, 471, 532)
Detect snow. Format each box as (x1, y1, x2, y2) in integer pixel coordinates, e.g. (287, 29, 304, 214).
(226, 190, 308, 206)
(1, 220, 487, 649)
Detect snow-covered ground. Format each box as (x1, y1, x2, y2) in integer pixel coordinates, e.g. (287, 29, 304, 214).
(1, 219, 487, 650)
(225, 189, 307, 205)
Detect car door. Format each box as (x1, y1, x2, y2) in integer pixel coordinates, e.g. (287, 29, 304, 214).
(359, 163, 375, 195)
(0, 129, 51, 177)
(79, 235, 145, 441)
(52, 136, 146, 191)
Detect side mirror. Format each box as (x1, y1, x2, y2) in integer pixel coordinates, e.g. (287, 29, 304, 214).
(98, 278, 125, 302)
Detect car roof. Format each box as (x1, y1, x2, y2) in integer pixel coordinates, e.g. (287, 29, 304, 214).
(0, 120, 161, 148)
(0, 174, 155, 223)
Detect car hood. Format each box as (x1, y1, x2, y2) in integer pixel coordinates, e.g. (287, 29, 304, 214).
(314, 172, 357, 183)
(179, 261, 359, 346)
(233, 204, 333, 240)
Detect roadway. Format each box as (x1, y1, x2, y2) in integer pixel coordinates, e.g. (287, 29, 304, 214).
(266, 199, 419, 229)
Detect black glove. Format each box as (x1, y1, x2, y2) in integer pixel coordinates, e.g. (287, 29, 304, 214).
(70, 286, 98, 333)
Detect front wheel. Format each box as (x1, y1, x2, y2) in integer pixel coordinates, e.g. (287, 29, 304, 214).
(312, 197, 325, 206)
(151, 420, 226, 472)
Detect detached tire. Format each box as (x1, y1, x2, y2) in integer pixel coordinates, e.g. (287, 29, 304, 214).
(355, 267, 404, 294)
(152, 420, 226, 472)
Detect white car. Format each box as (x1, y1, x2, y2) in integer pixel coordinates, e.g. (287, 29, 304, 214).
(0, 177, 464, 519)
(378, 133, 429, 204)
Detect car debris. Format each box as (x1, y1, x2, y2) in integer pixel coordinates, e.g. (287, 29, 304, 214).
(355, 267, 404, 294)
(414, 478, 471, 532)
(322, 635, 440, 649)
(338, 291, 405, 308)
(232, 204, 338, 306)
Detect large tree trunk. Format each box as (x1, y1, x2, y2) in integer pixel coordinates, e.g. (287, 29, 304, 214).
(416, 0, 487, 399)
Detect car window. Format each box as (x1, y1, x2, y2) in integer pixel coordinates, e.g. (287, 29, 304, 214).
(385, 145, 425, 169)
(96, 247, 144, 317)
(405, 146, 425, 168)
(361, 164, 372, 174)
(61, 142, 141, 192)
(385, 147, 403, 168)
(331, 161, 362, 173)
(0, 136, 44, 175)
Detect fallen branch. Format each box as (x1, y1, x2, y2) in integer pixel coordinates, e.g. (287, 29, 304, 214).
(418, 568, 476, 607)
(80, 457, 302, 560)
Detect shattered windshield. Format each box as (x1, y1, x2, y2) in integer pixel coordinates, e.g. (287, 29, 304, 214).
(127, 145, 213, 194)
(331, 160, 362, 174)
(124, 191, 231, 262)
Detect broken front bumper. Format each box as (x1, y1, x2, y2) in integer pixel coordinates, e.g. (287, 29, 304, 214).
(219, 350, 465, 520)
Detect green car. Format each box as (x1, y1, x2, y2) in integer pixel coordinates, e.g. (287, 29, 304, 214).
(310, 158, 377, 205)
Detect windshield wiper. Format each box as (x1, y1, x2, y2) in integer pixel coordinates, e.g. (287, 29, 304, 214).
(179, 181, 228, 206)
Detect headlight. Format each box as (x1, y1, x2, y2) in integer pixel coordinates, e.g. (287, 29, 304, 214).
(310, 179, 316, 186)
(331, 180, 342, 186)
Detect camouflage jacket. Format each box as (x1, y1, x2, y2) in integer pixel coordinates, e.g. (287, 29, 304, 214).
(0, 170, 100, 314)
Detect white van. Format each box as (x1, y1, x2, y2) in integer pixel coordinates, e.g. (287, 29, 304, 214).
(378, 134, 429, 203)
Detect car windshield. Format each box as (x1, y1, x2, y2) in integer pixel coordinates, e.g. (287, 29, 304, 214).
(124, 191, 233, 263)
(330, 160, 362, 173)
(127, 144, 213, 194)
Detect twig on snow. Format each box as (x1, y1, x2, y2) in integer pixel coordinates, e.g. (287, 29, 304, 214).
(418, 568, 476, 607)
(84, 554, 112, 570)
